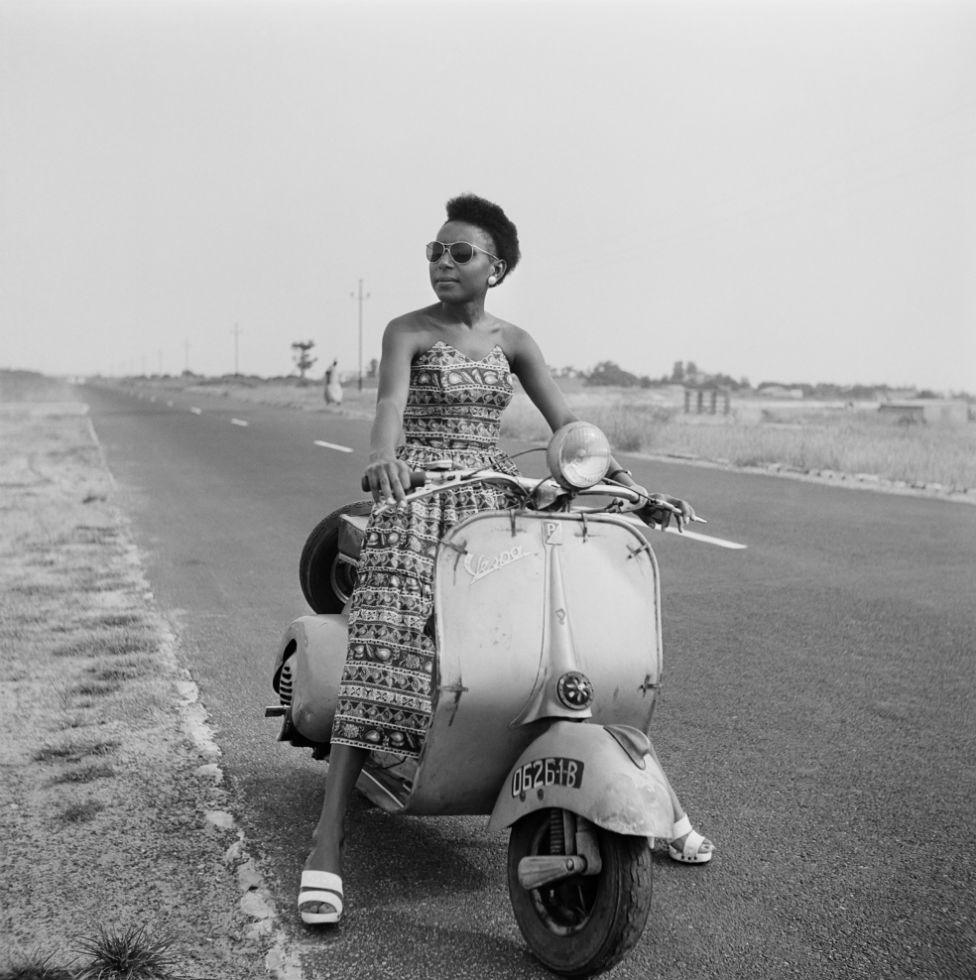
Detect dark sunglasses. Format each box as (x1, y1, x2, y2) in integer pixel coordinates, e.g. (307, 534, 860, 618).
(426, 240, 499, 264)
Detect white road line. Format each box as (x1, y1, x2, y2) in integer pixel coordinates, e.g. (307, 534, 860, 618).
(664, 527, 747, 549)
(166, 400, 174, 407)
(231, 418, 249, 427)
(190, 407, 202, 415)
(314, 439, 354, 454)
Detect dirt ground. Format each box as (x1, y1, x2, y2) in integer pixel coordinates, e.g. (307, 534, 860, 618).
(0, 375, 297, 978)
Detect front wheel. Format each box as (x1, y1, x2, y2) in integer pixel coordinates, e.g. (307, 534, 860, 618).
(507, 809, 652, 978)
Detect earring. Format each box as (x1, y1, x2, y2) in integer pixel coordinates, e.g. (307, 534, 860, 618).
(487, 275, 498, 286)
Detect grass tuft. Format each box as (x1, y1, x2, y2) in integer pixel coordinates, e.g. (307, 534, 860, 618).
(70, 680, 122, 698)
(50, 762, 116, 785)
(58, 800, 105, 824)
(86, 662, 147, 683)
(74, 924, 178, 980)
(33, 738, 120, 764)
(0, 951, 74, 980)
(88, 614, 145, 630)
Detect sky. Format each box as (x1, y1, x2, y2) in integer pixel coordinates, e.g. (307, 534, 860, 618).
(1, 0, 974, 392)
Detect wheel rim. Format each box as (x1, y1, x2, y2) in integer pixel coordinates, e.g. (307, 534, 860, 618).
(329, 557, 358, 606)
(526, 816, 598, 937)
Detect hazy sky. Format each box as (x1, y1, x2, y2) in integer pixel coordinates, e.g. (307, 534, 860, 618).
(2, 0, 974, 391)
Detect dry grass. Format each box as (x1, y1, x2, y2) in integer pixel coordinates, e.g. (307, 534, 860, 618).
(74, 924, 178, 980)
(502, 388, 976, 492)
(130, 373, 976, 493)
(0, 386, 268, 978)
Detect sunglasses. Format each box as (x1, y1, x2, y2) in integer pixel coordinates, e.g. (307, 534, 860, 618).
(426, 240, 499, 264)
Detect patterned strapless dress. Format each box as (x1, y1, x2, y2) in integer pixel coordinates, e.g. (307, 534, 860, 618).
(330, 341, 520, 758)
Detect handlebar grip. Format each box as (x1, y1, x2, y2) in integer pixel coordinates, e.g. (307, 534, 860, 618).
(360, 471, 427, 492)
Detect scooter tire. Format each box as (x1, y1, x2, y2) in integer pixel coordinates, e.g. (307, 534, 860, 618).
(507, 809, 653, 978)
(298, 500, 372, 613)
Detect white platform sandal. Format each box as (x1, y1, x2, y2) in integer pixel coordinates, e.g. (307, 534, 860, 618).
(298, 870, 344, 925)
(667, 814, 714, 865)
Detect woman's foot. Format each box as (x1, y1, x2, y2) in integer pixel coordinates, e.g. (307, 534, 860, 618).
(668, 814, 714, 864)
(299, 838, 344, 923)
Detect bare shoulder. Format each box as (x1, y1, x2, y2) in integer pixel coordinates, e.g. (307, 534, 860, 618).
(384, 307, 441, 355)
(497, 322, 544, 367)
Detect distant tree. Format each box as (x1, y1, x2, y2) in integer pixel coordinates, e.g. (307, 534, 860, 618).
(708, 372, 742, 390)
(670, 360, 685, 383)
(585, 361, 642, 387)
(291, 340, 317, 385)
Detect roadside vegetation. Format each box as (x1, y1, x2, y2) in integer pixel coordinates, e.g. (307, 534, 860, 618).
(0, 378, 267, 979)
(117, 372, 976, 496)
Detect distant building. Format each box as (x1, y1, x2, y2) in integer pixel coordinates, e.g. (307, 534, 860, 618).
(683, 383, 731, 415)
(877, 400, 969, 424)
(756, 385, 805, 399)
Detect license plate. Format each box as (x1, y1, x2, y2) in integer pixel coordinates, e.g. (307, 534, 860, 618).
(511, 757, 584, 797)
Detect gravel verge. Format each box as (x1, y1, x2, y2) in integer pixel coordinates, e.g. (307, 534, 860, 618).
(0, 379, 298, 978)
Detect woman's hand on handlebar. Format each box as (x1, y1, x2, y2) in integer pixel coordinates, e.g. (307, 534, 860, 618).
(363, 456, 414, 504)
(640, 493, 705, 533)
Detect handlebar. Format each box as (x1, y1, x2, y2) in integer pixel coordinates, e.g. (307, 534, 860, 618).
(362, 467, 647, 510)
(358, 467, 709, 534)
(361, 471, 428, 492)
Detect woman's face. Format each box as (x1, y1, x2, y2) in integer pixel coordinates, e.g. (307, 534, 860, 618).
(428, 220, 500, 303)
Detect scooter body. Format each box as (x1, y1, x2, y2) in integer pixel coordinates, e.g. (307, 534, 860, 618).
(274, 508, 671, 829)
(269, 443, 686, 976)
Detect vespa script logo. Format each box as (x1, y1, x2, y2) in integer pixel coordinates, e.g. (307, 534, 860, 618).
(462, 543, 529, 583)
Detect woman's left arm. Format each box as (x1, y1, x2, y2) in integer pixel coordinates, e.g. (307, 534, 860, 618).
(510, 327, 633, 484)
(508, 327, 578, 432)
(510, 327, 700, 531)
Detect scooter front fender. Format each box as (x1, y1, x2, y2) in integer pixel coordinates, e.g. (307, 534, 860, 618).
(487, 721, 673, 838)
(273, 614, 347, 743)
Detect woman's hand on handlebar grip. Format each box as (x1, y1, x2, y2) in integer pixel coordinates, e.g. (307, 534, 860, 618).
(363, 457, 414, 504)
(640, 494, 705, 533)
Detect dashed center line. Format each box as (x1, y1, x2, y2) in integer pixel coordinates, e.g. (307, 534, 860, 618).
(664, 527, 747, 549)
(231, 418, 249, 427)
(314, 439, 354, 454)
(190, 407, 202, 415)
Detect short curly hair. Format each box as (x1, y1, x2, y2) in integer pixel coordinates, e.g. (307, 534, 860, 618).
(444, 193, 521, 282)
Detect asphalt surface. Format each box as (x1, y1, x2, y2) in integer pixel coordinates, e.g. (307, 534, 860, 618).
(82, 382, 976, 980)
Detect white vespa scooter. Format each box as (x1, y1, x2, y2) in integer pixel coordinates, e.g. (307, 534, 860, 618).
(267, 423, 703, 977)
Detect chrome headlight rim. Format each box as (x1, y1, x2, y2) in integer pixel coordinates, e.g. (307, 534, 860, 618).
(545, 421, 611, 491)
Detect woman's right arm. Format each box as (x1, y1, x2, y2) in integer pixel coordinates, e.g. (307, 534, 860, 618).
(362, 320, 418, 503)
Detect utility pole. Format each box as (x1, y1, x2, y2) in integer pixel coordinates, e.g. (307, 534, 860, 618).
(231, 322, 243, 376)
(351, 279, 370, 391)
(184, 339, 190, 374)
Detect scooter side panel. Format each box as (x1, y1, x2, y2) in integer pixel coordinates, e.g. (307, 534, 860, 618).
(486, 721, 674, 838)
(281, 614, 348, 743)
(405, 512, 662, 816)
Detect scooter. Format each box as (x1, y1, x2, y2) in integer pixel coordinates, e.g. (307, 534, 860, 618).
(267, 422, 696, 977)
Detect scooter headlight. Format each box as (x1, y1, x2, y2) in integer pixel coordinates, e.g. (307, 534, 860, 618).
(546, 422, 611, 490)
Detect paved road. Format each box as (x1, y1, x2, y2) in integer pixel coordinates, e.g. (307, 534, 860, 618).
(83, 383, 976, 980)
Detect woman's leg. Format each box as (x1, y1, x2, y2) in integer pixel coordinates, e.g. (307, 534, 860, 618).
(301, 743, 369, 915)
(645, 740, 713, 858)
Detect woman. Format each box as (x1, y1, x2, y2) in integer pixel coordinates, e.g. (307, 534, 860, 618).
(298, 194, 713, 925)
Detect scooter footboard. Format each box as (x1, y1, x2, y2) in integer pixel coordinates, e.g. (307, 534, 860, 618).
(274, 614, 347, 743)
(487, 721, 673, 838)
